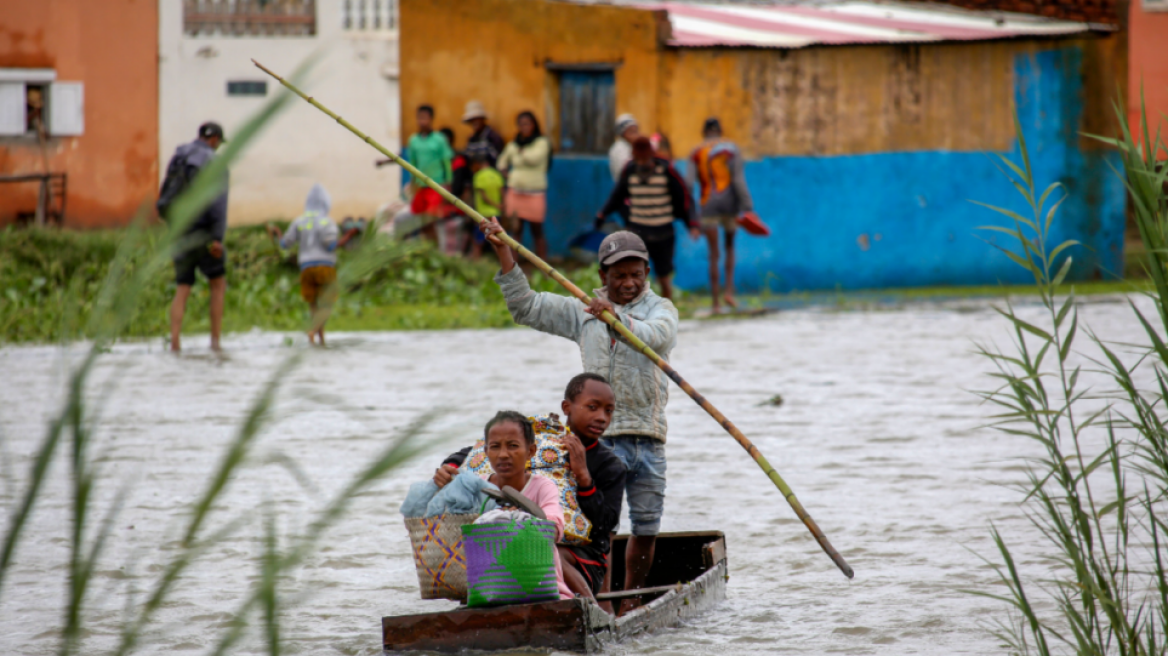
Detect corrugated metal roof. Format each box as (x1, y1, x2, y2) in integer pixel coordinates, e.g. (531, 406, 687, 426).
(629, 1, 1102, 48)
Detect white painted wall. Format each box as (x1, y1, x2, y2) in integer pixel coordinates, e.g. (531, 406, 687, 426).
(159, 1, 401, 224)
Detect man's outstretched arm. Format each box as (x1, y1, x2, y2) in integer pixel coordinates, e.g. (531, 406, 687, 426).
(484, 218, 586, 342)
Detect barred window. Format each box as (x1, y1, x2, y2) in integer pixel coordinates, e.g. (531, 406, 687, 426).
(184, 0, 316, 37)
(227, 81, 268, 96)
(342, 0, 398, 31)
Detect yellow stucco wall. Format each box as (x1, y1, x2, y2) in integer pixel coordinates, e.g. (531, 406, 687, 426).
(402, 0, 1120, 158)
(400, 0, 665, 150)
(661, 37, 1121, 160)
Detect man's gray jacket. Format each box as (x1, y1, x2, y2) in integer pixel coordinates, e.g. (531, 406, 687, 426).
(495, 267, 678, 442)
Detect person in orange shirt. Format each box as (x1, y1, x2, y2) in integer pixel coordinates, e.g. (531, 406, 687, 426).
(686, 118, 756, 314)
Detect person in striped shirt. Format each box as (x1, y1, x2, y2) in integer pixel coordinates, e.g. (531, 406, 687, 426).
(595, 137, 697, 300)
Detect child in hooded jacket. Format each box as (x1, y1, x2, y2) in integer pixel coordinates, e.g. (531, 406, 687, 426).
(267, 184, 358, 346)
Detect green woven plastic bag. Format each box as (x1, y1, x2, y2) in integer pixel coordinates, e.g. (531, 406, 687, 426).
(462, 517, 558, 607)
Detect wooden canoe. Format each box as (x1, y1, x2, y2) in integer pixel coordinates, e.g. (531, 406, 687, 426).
(382, 530, 728, 654)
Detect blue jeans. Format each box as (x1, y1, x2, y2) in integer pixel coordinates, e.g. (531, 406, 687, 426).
(601, 435, 666, 536)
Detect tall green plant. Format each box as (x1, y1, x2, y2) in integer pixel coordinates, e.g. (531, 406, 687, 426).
(970, 106, 1168, 655)
(1089, 93, 1168, 495)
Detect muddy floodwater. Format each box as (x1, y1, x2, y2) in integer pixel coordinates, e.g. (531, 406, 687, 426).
(0, 295, 1152, 655)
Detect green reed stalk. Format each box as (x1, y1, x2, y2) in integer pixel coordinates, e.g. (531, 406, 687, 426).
(205, 414, 434, 656)
(254, 58, 854, 579)
(1089, 91, 1168, 494)
(968, 104, 1168, 654)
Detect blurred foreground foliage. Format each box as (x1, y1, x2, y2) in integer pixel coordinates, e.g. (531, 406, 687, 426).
(0, 224, 604, 343)
(0, 69, 448, 656)
(969, 102, 1168, 655)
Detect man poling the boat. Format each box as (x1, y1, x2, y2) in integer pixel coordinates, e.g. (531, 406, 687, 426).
(479, 221, 674, 613)
(254, 60, 854, 582)
(437, 373, 628, 603)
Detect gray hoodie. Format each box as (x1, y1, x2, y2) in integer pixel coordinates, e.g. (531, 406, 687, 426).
(495, 267, 678, 442)
(281, 184, 340, 269)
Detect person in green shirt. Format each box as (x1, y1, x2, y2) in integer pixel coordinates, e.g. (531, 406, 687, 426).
(468, 142, 504, 260)
(405, 104, 453, 185)
(383, 104, 454, 243)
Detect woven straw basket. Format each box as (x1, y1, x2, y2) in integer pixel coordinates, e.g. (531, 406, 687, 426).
(405, 513, 478, 600)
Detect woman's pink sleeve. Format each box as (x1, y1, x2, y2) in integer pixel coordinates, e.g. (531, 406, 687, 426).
(532, 476, 566, 541)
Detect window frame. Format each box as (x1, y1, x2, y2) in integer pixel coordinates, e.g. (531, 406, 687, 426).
(0, 69, 84, 139)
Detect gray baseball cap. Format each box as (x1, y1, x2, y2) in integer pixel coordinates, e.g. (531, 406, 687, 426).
(599, 231, 649, 267)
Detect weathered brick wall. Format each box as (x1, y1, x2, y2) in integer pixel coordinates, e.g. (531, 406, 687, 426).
(925, 0, 1117, 24)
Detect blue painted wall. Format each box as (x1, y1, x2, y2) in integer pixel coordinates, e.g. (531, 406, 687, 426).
(543, 155, 615, 257)
(539, 47, 1126, 292)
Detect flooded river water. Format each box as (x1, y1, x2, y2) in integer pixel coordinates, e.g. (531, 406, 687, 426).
(0, 294, 1151, 655)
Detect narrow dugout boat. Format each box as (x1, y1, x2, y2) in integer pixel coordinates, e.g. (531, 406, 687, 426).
(383, 530, 728, 654)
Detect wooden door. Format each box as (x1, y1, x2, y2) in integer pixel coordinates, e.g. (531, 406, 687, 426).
(558, 71, 615, 155)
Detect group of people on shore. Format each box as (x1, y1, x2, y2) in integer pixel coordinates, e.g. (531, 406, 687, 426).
(388, 101, 555, 263)
(160, 102, 758, 355)
(395, 103, 758, 312)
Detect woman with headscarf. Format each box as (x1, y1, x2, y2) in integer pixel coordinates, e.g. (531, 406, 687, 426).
(496, 111, 553, 262)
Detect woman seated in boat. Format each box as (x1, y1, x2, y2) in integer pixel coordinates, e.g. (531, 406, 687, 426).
(481, 410, 575, 600)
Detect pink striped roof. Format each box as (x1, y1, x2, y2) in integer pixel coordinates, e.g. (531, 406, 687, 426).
(630, 1, 1099, 48)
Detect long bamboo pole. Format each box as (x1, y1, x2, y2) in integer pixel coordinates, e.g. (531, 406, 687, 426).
(254, 60, 853, 579)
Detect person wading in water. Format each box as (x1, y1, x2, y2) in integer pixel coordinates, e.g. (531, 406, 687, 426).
(162, 121, 229, 353)
(686, 117, 756, 314)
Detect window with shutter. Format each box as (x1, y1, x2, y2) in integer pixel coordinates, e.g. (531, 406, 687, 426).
(48, 82, 84, 136)
(0, 82, 25, 136)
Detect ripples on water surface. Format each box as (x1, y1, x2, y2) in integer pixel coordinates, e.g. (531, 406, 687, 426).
(0, 295, 1151, 655)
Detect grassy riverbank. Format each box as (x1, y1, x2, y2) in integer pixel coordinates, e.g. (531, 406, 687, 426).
(0, 225, 601, 343)
(0, 225, 1145, 344)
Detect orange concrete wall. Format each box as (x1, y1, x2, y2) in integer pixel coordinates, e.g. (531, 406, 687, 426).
(0, 0, 159, 228)
(400, 0, 663, 151)
(1129, 1, 1168, 153)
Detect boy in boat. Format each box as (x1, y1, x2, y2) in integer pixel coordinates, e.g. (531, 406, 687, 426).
(477, 410, 574, 600)
(480, 223, 677, 613)
(436, 373, 628, 601)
